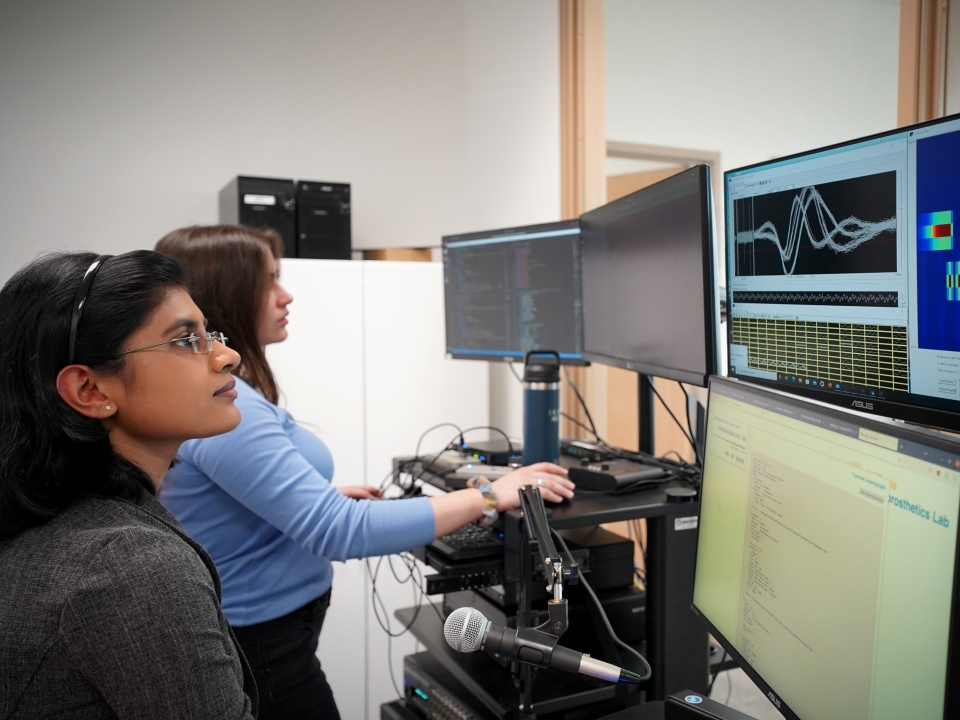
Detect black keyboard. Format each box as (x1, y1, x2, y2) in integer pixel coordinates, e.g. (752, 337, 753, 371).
(428, 522, 504, 560)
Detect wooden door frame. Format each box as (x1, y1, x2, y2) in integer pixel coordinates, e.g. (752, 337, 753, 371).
(899, 0, 950, 125)
(606, 140, 722, 214)
(560, 0, 606, 440)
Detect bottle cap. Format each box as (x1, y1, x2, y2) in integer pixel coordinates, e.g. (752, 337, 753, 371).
(523, 350, 561, 383)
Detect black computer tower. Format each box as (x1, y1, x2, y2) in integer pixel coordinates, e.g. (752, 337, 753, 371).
(296, 180, 351, 260)
(219, 176, 297, 258)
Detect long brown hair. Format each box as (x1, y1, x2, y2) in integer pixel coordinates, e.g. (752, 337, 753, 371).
(156, 225, 284, 404)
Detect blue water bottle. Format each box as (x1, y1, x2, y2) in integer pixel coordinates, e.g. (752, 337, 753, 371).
(522, 351, 561, 466)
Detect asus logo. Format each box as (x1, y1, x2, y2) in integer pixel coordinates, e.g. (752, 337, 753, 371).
(852, 401, 874, 411)
(767, 692, 781, 709)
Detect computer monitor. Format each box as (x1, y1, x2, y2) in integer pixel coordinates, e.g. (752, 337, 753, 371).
(442, 220, 584, 364)
(579, 164, 719, 386)
(725, 113, 960, 431)
(694, 376, 960, 720)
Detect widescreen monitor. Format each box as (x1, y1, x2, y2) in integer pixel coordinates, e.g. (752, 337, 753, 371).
(694, 376, 960, 720)
(442, 220, 584, 363)
(579, 164, 719, 385)
(725, 113, 960, 430)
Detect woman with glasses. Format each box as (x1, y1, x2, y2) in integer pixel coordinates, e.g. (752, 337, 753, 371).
(0, 251, 257, 718)
(156, 225, 574, 720)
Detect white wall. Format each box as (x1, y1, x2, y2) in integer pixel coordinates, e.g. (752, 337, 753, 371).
(606, 0, 900, 176)
(460, 1, 561, 439)
(0, 0, 553, 446)
(0, 3, 559, 716)
(0, 0, 559, 287)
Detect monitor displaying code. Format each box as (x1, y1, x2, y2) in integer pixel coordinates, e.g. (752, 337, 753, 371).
(442, 221, 583, 362)
(694, 378, 960, 720)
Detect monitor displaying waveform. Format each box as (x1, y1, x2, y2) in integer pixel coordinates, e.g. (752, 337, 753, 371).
(732, 290, 899, 307)
(734, 171, 897, 276)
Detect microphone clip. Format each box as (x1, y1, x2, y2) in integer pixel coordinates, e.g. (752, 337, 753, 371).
(535, 598, 570, 638)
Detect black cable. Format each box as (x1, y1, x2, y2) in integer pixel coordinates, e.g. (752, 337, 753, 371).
(507, 361, 523, 384)
(366, 557, 416, 699)
(414, 422, 463, 466)
(456, 425, 517, 458)
(647, 376, 698, 457)
(382, 422, 516, 497)
(660, 449, 692, 466)
(564, 368, 602, 443)
(677, 382, 703, 467)
(367, 555, 421, 639)
(366, 550, 446, 698)
(551, 529, 652, 681)
(707, 650, 727, 697)
(385, 422, 465, 495)
(561, 411, 599, 439)
(560, 370, 698, 483)
(553, 369, 700, 483)
(386, 634, 402, 699)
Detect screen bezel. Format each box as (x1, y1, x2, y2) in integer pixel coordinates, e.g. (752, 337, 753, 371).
(693, 375, 960, 720)
(441, 219, 588, 366)
(723, 112, 960, 432)
(581, 164, 720, 386)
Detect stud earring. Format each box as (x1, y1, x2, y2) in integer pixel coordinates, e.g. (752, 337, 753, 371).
(105, 406, 111, 411)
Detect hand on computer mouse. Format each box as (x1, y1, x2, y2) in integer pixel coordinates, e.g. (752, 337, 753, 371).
(491, 463, 573, 510)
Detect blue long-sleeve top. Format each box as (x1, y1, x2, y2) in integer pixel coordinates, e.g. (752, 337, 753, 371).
(160, 377, 436, 627)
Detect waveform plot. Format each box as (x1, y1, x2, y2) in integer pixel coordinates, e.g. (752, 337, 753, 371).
(734, 171, 898, 277)
(732, 290, 899, 308)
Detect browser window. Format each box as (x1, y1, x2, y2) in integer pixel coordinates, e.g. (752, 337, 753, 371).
(694, 379, 960, 720)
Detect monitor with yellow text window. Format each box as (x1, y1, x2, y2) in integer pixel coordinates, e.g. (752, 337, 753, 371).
(693, 376, 960, 720)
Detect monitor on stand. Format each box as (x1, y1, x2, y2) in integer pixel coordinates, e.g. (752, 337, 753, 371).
(442, 220, 585, 364)
(694, 376, 960, 720)
(579, 164, 719, 457)
(724, 113, 960, 431)
(579, 164, 720, 386)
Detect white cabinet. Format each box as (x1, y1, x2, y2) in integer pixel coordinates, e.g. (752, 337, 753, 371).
(267, 259, 489, 719)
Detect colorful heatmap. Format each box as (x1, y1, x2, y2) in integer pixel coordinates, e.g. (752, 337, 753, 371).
(919, 211, 954, 251)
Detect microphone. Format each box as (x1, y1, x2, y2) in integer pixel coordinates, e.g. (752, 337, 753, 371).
(443, 606, 643, 684)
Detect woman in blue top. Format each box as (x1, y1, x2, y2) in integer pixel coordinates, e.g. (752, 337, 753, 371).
(156, 225, 573, 720)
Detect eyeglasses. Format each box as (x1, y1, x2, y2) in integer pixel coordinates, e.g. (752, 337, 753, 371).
(117, 331, 228, 357)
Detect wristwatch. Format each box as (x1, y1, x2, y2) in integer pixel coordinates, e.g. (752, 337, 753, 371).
(467, 475, 499, 526)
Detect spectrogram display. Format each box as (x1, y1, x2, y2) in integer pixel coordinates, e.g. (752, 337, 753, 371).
(918, 211, 954, 252)
(917, 130, 960, 352)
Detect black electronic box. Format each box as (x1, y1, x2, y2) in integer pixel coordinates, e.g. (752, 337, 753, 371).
(219, 176, 297, 258)
(296, 180, 351, 260)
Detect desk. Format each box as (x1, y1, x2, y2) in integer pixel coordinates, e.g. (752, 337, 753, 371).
(397, 457, 709, 715)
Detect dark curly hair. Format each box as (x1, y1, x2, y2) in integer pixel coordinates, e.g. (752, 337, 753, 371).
(0, 250, 186, 539)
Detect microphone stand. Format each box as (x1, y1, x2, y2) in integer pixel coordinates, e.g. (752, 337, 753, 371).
(514, 485, 581, 713)
(517, 485, 580, 637)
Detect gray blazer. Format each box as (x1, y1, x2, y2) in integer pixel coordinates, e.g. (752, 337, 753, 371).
(0, 490, 258, 719)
